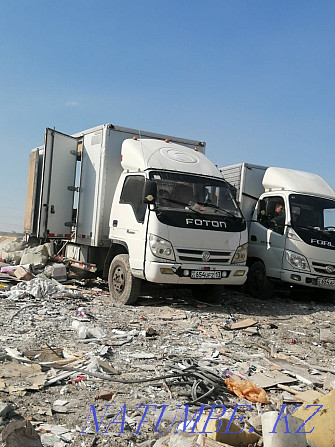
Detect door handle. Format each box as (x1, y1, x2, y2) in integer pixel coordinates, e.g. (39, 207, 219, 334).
(127, 229, 135, 234)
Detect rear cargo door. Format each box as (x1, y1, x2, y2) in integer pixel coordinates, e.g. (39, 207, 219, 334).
(24, 149, 40, 235)
(37, 128, 78, 239)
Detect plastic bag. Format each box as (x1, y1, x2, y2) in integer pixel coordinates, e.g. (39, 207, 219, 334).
(225, 377, 269, 404)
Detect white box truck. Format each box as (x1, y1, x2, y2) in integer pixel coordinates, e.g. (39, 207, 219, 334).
(220, 162, 335, 299)
(24, 124, 248, 305)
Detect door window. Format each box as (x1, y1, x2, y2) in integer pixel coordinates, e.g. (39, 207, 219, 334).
(258, 196, 286, 235)
(120, 176, 146, 222)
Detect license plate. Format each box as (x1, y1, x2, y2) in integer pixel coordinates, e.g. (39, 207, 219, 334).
(190, 271, 221, 279)
(317, 277, 335, 287)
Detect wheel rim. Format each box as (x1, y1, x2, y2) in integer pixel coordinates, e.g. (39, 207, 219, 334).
(112, 265, 125, 294)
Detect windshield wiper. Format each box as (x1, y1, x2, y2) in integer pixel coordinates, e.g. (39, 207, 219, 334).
(159, 198, 203, 215)
(199, 202, 239, 218)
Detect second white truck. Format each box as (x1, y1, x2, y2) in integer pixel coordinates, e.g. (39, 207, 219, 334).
(24, 124, 248, 304)
(220, 163, 335, 299)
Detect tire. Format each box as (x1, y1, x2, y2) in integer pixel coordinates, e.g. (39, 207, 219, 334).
(108, 254, 141, 306)
(190, 285, 224, 303)
(247, 261, 274, 299)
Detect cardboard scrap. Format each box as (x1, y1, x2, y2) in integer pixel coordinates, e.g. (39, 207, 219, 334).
(97, 391, 115, 401)
(324, 373, 335, 391)
(13, 266, 34, 281)
(294, 389, 335, 447)
(197, 413, 260, 446)
(230, 318, 257, 330)
(268, 357, 325, 385)
(0, 362, 46, 395)
(294, 389, 324, 402)
(251, 370, 296, 388)
(261, 411, 307, 447)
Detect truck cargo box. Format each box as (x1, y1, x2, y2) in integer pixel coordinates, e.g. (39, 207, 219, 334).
(25, 124, 205, 246)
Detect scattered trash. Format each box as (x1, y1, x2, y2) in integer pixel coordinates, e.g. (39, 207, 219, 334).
(2, 420, 43, 447)
(319, 327, 335, 343)
(0, 361, 47, 395)
(97, 390, 115, 401)
(229, 318, 258, 330)
(0, 263, 334, 446)
(294, 389, 335, 447)
(225, 377, 269, 403)
(71, 320, 105, 339)
(20, 244, 50, 270)
(13, 266, 34, 281)
(74, 306, 93, 321)
(261, 411, 307, 447)
(197, 412, 260, 446)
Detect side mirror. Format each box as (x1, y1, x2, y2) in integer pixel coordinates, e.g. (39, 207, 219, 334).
(143, 180, 157, 204)
(257, 199, 266, 220)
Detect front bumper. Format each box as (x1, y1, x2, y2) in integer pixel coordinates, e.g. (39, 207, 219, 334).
(281, 269, 335, 291)
(143, 261, 248, 285)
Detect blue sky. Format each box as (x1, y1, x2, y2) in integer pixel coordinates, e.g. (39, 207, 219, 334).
(1, 0, 335, 232)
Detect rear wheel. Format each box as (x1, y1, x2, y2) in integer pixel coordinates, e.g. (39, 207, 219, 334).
(190, 285, 224, 303)
(108, 254, 141, 306)
(247, 261, 274, 299)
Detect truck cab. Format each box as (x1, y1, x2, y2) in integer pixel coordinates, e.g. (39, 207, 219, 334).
(108, 138, 248, 304)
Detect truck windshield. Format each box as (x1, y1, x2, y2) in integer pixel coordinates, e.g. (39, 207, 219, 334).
(149, 171, 242, 218)
(290, 194, 335, 233)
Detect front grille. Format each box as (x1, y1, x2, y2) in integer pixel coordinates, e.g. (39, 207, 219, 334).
(176, 248, 232, 264)
(311, 261, 335, 276)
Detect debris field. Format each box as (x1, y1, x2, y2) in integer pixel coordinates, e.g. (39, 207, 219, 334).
(0, 237, 335, 447)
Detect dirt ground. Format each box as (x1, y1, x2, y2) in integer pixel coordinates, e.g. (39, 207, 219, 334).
(0, 281, 335, 446)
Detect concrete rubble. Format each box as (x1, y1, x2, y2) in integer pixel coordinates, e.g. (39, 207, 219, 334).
(0, 237, 335, 446)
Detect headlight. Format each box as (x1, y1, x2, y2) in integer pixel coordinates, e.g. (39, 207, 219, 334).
(149, 234, 175, 261)
(232, 243, 248, 264)
(285, 250, 310, 271)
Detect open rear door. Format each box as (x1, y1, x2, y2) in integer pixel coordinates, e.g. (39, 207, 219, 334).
(37, 128, 78, 239)
(24, 150, 39, 235)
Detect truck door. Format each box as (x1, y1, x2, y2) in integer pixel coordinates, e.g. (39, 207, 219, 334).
(249, 196, 286, 278)
(113, 175, 148, 272)
(37, 128, 78, 239)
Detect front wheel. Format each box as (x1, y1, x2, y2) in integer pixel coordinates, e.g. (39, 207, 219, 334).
(108, 254, 141, 306)
(247, 261, 274, 299)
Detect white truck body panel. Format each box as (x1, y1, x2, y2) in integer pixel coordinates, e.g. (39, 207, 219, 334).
(263, 167, 335, 197)
(121, 139, 218, 177)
